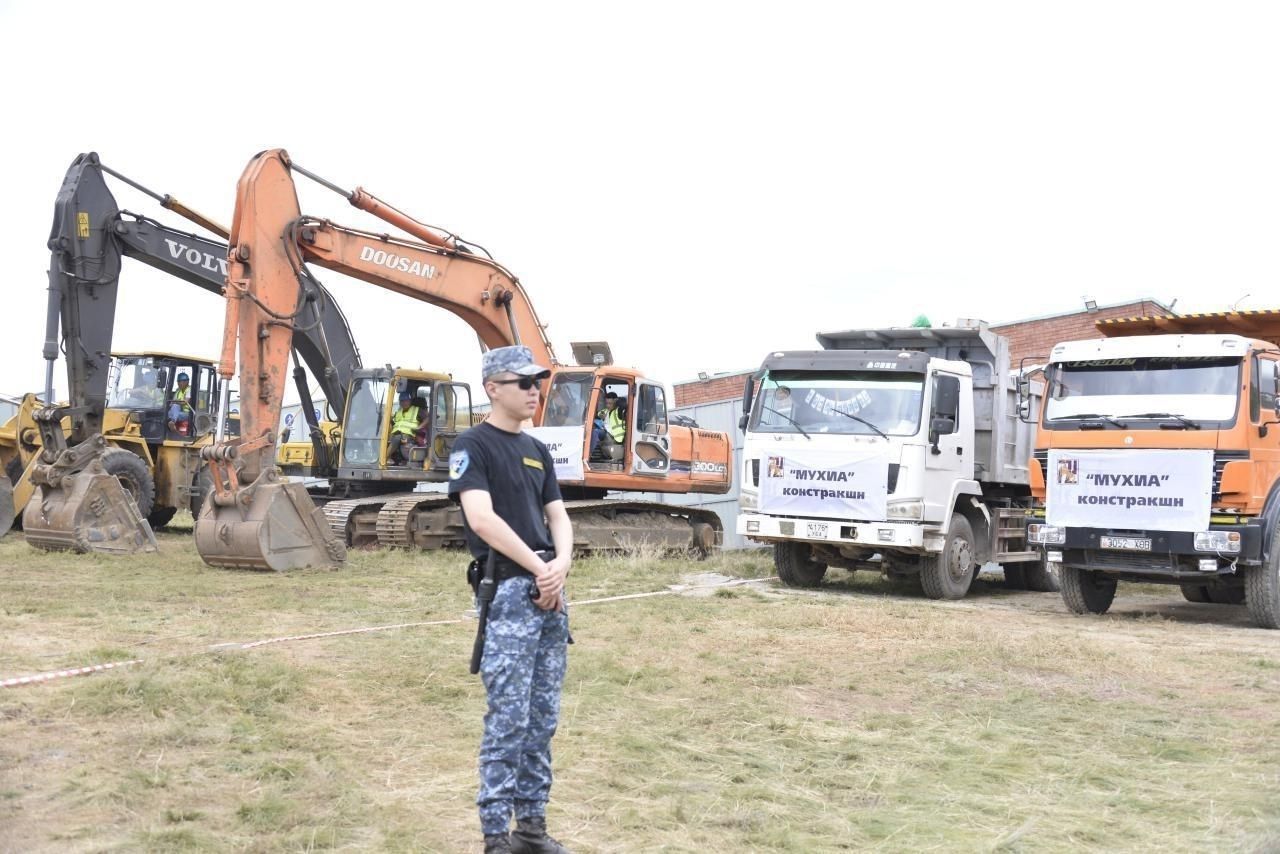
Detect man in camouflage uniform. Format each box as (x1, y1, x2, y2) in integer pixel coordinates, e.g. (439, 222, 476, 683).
(449, 345, 573, 854)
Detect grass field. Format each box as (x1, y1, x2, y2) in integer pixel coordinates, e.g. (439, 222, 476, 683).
(4, 518, 1280, 852)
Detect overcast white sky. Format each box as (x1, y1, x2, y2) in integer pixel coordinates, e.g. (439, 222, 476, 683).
(2, 1, 1277, 403)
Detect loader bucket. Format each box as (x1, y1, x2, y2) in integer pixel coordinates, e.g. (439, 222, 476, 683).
(195, 479, 345, 571)
(22, 460, 157, 554)
(0, 476, 14, 537)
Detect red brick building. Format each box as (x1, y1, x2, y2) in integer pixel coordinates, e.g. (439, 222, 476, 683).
(674, 371, 753, 408)
(990, 298, 1174, 368)
(673, 298, 1176, 407)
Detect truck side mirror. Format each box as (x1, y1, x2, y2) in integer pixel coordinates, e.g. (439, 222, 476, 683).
(1016, 357, 1047, 424)
(739, 374, 759, 432)
(928, 415, 956, 454)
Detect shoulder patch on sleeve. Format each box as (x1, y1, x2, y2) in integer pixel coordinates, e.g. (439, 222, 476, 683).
(449, 449, 470, 480)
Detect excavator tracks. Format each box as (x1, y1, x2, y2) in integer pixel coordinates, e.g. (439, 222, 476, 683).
(322, 496, 391, 548)
(323, 492, 721, 555)
(375, 494, 463, 550)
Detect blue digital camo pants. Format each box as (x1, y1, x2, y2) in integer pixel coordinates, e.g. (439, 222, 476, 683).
(478, 575, 569, 836)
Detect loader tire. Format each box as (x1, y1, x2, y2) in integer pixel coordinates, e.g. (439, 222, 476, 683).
(1058, 565, 1117, 615)
(190, 465, 214, 519)
(920, 514, 976, 600)
(774, 542, 827, 588)
(1181, 584, 1213, 603)
(147, 507, 177, 530)
(1022, 554, 1061, 593)
(101, 448, 155, 520)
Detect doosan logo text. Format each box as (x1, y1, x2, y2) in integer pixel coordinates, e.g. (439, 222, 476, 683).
(358, 245, 437, 279)
(165, 239, 227, 275)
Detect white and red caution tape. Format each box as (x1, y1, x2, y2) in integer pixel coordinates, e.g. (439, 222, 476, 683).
(1, 575, 775, 690)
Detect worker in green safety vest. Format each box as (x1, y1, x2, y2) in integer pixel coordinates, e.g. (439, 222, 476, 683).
(590, 391, 626, 455)
(388, 391, 430, 465)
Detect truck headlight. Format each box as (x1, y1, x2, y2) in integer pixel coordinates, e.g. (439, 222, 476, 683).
(1194, 531, 1241, 553)
(739, 491, 757, 511)
(886, 500, 923, 520)
(1027, 524, 1066, 545)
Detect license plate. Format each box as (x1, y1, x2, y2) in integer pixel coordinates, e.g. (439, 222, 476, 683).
(1100, 536, 1152, 551)
(807, 522, 829, 539)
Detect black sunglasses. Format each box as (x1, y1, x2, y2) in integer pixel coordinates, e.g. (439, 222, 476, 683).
(490, 375, 545, 391)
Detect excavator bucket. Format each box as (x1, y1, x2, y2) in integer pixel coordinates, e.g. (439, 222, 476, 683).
(0, 476, 14, 537)
(195, 475, 345, 571)
(22, 458, 157, 554)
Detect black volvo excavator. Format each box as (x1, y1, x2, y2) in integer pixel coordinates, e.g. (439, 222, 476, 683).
(1, 152, 362, 553)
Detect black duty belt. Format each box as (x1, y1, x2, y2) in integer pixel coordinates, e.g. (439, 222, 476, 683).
(492, 550, 554, 581)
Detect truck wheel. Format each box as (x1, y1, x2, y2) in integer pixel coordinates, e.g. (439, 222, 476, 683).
(920, 514, 976, 600)
(1180, 584, 1213, 603)
(774, 542, 827, 588)
(101, 448, 155, 520)
(1207, 586, 1246, 605)
(1246, 546, 1280, 628)
(1058, 565, 1117, 615)
(1003, 565, 1027, 589)
(1022, 554, 1061, 592)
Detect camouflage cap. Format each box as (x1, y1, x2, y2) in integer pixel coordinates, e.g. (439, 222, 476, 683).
(482, 345, 550, 380)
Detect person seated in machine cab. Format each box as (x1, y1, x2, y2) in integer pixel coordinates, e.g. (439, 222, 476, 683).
(591, 390, 627, 460)
(167, 372, 193, 436)
(388, 391, 429, 466)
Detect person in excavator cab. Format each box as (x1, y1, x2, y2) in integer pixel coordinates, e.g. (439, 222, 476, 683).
(590, 391, 626, 457)
(388, 391, 429, 466)
(126, 367, 165, 407)
(167, 372, 193, 436)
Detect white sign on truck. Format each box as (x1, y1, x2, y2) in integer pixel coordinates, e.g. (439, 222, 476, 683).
(758, 447, 889, 520)
(1046, 448, 1212, 533)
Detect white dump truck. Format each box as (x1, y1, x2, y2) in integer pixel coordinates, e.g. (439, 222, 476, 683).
(736, 320, 1053, 598)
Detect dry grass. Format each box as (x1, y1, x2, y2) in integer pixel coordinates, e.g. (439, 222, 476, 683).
(3, 519, 1280, 852)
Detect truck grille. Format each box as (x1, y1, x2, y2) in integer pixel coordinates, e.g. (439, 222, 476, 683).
(1035, 450, 1246, 502)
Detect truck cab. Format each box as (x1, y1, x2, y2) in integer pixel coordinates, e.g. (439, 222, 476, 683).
(1026, 320, 1280, 627)
(738, 322, 1045, 599)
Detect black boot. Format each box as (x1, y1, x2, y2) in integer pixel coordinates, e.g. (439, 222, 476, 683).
(484, 832, 512, 853)
(511, 816, 570, 854)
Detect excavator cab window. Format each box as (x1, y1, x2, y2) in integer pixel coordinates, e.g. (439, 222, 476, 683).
(544, 373, 592, 428)
(631, 380, 672, 476)
(429, 382, 472, 470)
(342, 376, 389, 467)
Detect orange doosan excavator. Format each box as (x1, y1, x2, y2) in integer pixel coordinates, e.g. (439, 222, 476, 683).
(196, 149, 731, 570)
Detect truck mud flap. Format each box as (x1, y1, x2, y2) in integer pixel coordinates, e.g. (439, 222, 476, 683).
(195, 478, 346, 571)
(22, 461, 157, 554)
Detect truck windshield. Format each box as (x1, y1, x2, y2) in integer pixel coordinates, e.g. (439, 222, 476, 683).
(751, 370, 924, 436)
(1043, 356, 1241, 425)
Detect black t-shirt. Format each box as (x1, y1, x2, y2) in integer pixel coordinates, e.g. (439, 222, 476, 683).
(447, 422, 562, 561)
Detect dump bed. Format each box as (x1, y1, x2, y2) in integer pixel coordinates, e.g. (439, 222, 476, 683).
(816, 320, 1039, 486)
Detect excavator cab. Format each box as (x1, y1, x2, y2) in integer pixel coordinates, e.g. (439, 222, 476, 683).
(336, 367, 471, 482)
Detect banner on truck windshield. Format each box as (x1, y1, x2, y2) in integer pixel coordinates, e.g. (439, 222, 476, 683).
(525, 426, 585, 481)
(1046, 449, 1212, 532)
(758, 447, 889, 520)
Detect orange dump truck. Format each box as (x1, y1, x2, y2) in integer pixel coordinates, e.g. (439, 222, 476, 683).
(1026, 310, 1280, 628)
